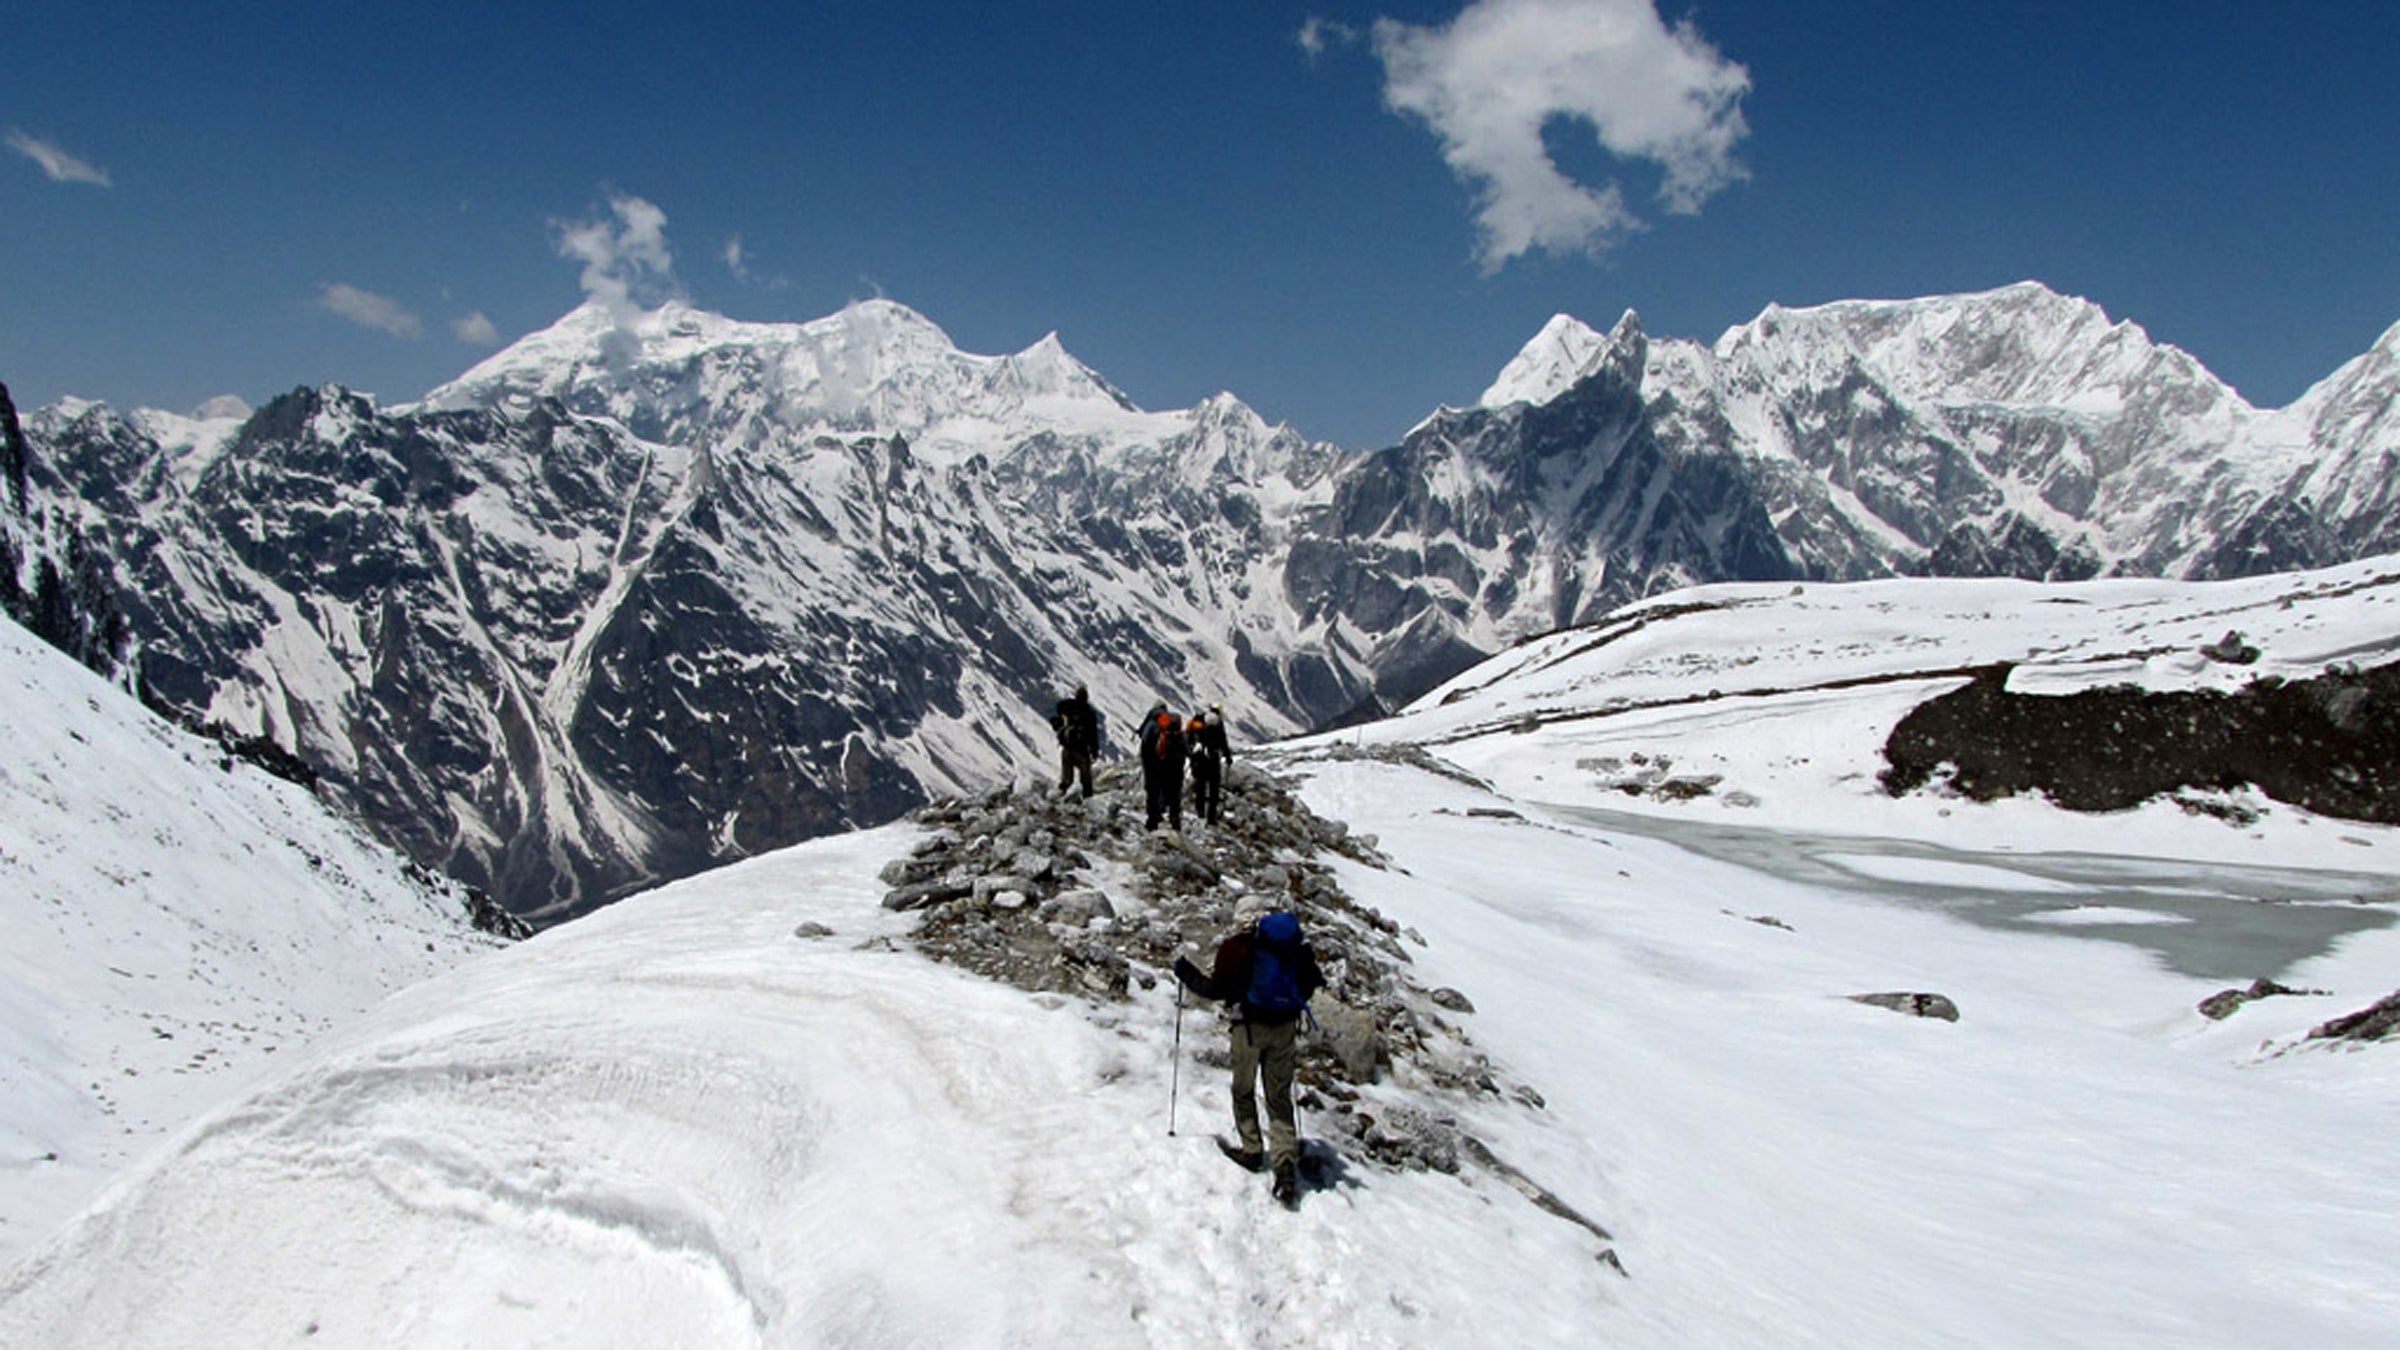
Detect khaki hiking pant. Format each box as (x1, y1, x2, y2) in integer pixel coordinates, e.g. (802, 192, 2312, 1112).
(1229, 1017, 1300, 1169)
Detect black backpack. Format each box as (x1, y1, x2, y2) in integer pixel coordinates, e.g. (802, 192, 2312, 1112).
(1054, 697, 1096, 753)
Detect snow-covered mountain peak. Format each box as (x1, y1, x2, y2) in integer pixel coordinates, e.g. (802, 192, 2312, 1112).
(1480, 311, 1646, 409)
(2281, 315, 2400, 470)
(1011, 329, 1074, 366)
(1187, 389, 1265, 436)
(1172, 390, 1295, 484)
(2310, 315, 2400, 397)
(1716, 281, 2229, 416)
(986, 329, 1135, 413)
(128, 402, 250, 485)
(420, 296, 1165, 459)
(18, 277, 2400, 930)
(427, 296, 951, 406)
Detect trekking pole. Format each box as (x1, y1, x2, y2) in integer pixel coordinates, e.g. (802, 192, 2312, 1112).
(1168, 979, 1186, 1137)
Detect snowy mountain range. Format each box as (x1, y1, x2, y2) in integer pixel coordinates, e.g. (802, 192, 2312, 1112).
(9, 282, 2399, 918)
(1476, 283, 2400, 583)
(5, 557, 2396, 1344)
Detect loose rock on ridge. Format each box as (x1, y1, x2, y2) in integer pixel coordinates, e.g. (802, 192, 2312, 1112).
(876, 754, 1602, 1230)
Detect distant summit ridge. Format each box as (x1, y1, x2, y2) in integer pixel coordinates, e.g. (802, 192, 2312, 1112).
(1466, 279, 2395, 582)
(425, 296, 1152, 457)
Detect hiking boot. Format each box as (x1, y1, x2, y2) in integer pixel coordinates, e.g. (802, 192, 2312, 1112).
(1217, 1138, 1267, 1172)
(1271, 1159, 1299, 1203)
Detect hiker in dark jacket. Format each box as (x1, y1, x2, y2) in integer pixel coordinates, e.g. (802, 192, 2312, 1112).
(1137, 704, 1187, 831)
(1174, 897, 1324, 1202)
(1051, 685, 1100, 799)
(1187, 705, 1232, 825)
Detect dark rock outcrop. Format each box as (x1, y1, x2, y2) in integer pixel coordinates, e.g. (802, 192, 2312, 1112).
(1880, 661, 2400, 823)
(2197, 978, 2320, 1021)
(1850, 992, 1962, 1022)
(2307, 989, 2400, 1044)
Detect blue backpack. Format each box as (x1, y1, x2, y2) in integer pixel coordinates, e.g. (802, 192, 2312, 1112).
(1245, 912, 1309, 1014)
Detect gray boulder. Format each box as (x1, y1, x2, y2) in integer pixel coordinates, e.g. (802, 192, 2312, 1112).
(1042, 888, 1117, 926)
(1308, 995, 1383, 1082)
(1850, 991, 1961, 1022)
(883, 877, 973, 911)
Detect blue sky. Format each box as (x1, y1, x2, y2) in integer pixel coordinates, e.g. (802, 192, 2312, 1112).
(4, 1, 2395, 448)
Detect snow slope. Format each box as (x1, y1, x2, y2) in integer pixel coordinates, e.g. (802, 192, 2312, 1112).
(0, 615, 507, 1266)
(5, 566, 2399, 1344)
(1385, 554, 2400, 861)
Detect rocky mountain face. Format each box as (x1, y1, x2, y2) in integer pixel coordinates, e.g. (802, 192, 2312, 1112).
(1493, 283, 2400, 584)
(13, 284, 2398, 919)
(16, 306, 1367, 919)
(1, 383, 134, 681)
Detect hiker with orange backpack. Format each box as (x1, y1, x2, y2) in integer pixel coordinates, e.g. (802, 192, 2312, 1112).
(1136, 703, 1187, 831)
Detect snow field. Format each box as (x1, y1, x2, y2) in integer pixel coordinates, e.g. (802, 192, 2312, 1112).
(1297, 757, 2400, 1345)
(0, 823, 1623, 1348)
(15, 741, 2393, 1345)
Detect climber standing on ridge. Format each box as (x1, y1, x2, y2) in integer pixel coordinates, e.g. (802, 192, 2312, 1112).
(1051, 684, 1100, 799)
(1188, 704, 1232, 825)
(1185, 706, 1228, 821)
(1138, 702, 1187, 832)
(1175, 891, 1324, 1205)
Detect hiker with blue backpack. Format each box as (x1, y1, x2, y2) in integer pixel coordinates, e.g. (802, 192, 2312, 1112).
(1174, 893, 1325, 1204)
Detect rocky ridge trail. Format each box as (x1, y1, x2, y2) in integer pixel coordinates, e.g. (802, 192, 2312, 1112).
(870, 754, 1620, 1261)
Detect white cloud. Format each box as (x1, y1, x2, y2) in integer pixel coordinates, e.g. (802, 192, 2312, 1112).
(721, 233, 790, 290)
(1372, 0, 1750, 271)
(1298, 16, 1359, 64)
(316, 283, 424, 340)
(553, 193, 678, 324)
(7, 129, 111, 187)
(452, 312, 501, 346)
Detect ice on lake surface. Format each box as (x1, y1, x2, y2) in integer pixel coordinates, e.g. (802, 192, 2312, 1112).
(1552, 803, 2399, 981)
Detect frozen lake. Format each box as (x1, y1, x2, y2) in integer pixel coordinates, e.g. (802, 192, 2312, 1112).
(1549, 802, 2400, 982)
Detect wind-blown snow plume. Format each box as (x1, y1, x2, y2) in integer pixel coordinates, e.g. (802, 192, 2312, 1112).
(553, 194, 678, 362)
(1373, 0, 1750, 269)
